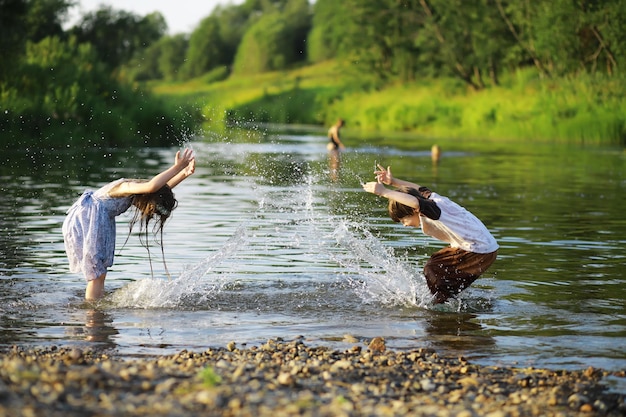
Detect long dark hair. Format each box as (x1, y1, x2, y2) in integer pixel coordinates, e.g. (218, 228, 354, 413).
(126, 185, 178, 278)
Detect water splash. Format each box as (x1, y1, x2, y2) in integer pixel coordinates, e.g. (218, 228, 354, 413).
(108, 226, 248, 309)
(106, 159, 435, 311)
(328, 220, 433, 308)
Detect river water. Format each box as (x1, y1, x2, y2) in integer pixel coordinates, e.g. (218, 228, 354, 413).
(1, 128, 625, 381)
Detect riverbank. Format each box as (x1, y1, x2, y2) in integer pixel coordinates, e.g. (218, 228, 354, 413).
(152, 62, 626, 146)
(1, 339, 624, 416)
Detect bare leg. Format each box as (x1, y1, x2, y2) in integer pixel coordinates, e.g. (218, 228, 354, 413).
(85, 274, 106, 300)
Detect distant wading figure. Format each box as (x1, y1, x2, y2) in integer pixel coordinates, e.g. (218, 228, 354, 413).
(363, 165, 498, 304)
(327, 118, 346, 181)
(327, 118, 346, 151)
(62, 149, 196, 300)
(431, 144, 441, 164)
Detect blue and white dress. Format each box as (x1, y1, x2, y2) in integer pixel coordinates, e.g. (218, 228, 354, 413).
(62, 179, 133, 281)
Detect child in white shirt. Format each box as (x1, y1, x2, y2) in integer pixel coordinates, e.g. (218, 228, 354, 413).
(363, 165, 498, 304)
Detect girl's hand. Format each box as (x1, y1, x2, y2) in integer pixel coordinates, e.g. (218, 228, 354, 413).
(374, 164, 393, 185)
(363, 181, 386, 196)
(183, 158, 195, 177)
(175, 148, 195, 168)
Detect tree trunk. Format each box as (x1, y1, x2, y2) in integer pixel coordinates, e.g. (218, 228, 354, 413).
(489, 57, 499, 86)
(493, 0, 550, 78)
(419, 0, 482, 90)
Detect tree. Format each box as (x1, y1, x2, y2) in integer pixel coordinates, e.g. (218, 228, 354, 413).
(181, 15, 226, 79)
(584, 0, 625, 74)
(0, 0, 29, 79)
(24, 0, 71, 42)
(338, 0, 423, 83)
(416, 0, 514, 89)
(0, 0, 72, 79)
(213, 3, 252, 66)
(307, 0, 349, 63)
(71, 6, 167, 70)
(158, 34, 188, 81)
(233, 0, 311, 75)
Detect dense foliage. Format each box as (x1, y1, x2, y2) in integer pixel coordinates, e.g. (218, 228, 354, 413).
(0, 0, 191, 148)
(135, 0, 626, 87)
(1, 0, 625, 146)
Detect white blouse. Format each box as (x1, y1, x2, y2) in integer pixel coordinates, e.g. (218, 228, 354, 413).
(419, 192, 499, 254)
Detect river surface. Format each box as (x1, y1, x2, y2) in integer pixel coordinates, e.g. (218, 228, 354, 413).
(1, 128, 625, 386)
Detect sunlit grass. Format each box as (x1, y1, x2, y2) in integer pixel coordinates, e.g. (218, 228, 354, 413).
(150, 62, 626, 145)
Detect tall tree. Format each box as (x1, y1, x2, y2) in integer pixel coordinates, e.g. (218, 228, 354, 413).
(493, 0, 551, 77)
(71, 6, 167, 70)
(24, 0, 71, 42)
(307, 0, 351, 63)
(339, 0, 424, 83)
(158, 34, 188, 81)
(584, 0, 625, 74)
(213, 4, 251, 67)
(181, 15, 226, 79)
(417, 0, 510, 89)
(0, 0, 72, 79)
(233, 0, 311, 74)
(0, 0, 29, 79)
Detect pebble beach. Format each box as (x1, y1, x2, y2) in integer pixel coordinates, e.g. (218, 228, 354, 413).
(1, 338, 624, 417)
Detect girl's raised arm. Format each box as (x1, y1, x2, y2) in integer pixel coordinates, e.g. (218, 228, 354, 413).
(109, 149, 195, 197)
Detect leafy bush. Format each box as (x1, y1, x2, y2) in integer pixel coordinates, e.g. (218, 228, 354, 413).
(0, 36, 192, 148)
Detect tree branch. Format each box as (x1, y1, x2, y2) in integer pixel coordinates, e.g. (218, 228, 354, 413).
(493, 0, 550, 77)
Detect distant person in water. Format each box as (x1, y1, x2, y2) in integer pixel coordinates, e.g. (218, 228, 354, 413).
(327, 118, 346, 151)
(363, 165, 498, 304)
(62, 149, 196, 300)
(327, 118, 345, 181)
(431, 144, 441, 164)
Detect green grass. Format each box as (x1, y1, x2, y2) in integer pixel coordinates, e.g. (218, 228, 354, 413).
(150, 62, 626, 146)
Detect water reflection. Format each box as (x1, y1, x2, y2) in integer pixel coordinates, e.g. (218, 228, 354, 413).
(328, 149, 341, 182)
(67, 309, 118, 349)
(424, 312, 496, 354)
(1, 133, 625, 372)
(84, 309, 118, 344)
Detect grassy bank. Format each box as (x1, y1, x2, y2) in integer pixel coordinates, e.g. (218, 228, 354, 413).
(153, 61, 626, 146)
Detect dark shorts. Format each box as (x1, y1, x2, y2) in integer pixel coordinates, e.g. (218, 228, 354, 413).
(423, 247, 497, 304)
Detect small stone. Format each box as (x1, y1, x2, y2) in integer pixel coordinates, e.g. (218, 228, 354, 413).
(420, 378, 435, 391)
(457, 376, 480, 387)
(330, 359, 352, 372)
(568, 393, 589, 408)
(593, 399, 607, 412)
(368, 337, 386, 352)
(277, 372, 294, 386)
(68, 348, 83, 361)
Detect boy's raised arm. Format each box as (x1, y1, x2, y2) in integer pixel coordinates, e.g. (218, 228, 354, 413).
(375, 165, 422, 190)
(362, 181, 420, 209)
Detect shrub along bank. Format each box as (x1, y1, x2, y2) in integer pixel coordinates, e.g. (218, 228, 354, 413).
(153, 62, 626, 146)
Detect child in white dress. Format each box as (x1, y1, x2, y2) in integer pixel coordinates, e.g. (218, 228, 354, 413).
(62, 149, 195, 300)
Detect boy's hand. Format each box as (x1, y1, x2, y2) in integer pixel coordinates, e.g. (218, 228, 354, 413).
(363, 181, 386, 196)
(374, 164, 393, 185)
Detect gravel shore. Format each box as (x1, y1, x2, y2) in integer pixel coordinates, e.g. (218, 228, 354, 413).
(1, 337, 624, 417)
